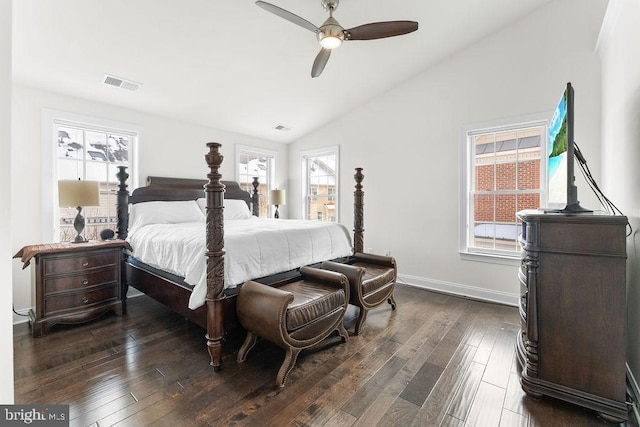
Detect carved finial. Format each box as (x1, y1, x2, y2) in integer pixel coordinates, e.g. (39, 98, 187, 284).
(116, 166, 129, 192)
(354, 168, 364, 190)
(205, 142, 224, 171)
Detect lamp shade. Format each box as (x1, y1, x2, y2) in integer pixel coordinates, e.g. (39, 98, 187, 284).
(58, 180, 100, 207)
(269, 189, 286, 206)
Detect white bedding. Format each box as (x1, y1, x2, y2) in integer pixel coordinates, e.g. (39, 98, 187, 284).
(127, 217, 353, 309)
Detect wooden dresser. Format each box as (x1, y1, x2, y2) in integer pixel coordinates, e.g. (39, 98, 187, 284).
(515, 211, 628, 422)
(14, 240, 131, 337)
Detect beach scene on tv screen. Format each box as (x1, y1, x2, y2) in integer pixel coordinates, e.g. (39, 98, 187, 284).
(548, 90, 568, 205)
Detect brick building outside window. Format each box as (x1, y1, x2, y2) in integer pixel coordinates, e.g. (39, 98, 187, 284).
(464, 123, 546, 257)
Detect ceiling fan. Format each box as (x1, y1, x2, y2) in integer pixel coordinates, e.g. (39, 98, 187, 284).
(255, 0, 419, 78)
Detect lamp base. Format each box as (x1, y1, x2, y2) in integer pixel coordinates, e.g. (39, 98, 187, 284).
(274, 205, 280, 219)
(71, 206, 89, 243)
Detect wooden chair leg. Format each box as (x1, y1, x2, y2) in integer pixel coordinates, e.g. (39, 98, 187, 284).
(354, 307, 368, 336)
(237, 331, 258, 363)
(388, 293, 397, 310)
(337, 322, 349, 342)
(276, 347, 301, 387)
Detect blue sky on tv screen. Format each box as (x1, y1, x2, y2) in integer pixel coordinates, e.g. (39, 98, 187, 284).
(548, 91, 567, 176)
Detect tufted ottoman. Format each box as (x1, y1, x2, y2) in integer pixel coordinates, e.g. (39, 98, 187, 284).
(322, 252, 397, 335)
(236, 266, 349, 387)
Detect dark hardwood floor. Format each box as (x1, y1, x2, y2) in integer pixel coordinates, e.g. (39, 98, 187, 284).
(13, 284, 637, 426)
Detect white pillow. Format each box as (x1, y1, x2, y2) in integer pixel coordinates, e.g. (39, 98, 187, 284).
(196, 198, 252, 219)
(196, 198, 207, 214)
(129, 200, 204, 232)
(225, 199, 252, 220)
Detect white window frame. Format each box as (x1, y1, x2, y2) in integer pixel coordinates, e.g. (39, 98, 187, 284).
(459, 113, 549, 264)
(301, 145, 340, 222)
(42, 109, 140, 242)
(235, 144, 277, 217)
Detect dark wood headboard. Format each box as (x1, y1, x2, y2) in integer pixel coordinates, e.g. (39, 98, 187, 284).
(128, 176, 252, 207)
(116, 170, 259, 240)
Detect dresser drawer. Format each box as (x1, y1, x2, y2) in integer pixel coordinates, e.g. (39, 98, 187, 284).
(44, 284, 119, 315)
(43, 250, 120, 276)
(44, 268, 119, 294)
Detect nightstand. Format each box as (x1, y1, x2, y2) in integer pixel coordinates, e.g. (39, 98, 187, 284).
(14, 239, 132, 337)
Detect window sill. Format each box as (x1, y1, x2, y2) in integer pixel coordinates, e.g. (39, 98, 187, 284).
(459, 250, 520, 266)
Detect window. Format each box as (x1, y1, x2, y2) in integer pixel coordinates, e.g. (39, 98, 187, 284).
(55, 123, 136, 242)
(236, 145, 276, 217)
(462, 119, 546, 258)
(302, 146, 339, 222)
(44, 110, 139, 242)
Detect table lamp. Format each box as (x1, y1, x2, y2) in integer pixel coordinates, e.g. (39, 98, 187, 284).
(269, 189, 286, 219)
(58, 179, 100, 243)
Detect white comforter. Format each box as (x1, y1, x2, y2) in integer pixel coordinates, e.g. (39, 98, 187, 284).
(127, 218, 353, 309)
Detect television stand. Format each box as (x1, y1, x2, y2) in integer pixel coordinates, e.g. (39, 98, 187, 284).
(540, 202, 593, 214)
(516, 210, 628, 421)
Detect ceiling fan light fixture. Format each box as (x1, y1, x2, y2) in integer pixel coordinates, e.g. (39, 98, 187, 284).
(317, 16, 344, 49)
(319, 34, 342, 49)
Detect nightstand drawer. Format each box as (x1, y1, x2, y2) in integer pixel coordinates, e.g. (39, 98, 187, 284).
(44, 284, 119, 315)
(43, 250, 120, 276)
(44, 268, 119, 294)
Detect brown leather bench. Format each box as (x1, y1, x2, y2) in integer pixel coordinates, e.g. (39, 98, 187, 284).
(236, 266, 349, 387)
(322, 252, 397, 335)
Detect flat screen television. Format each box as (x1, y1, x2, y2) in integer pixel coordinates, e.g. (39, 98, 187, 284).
(545, 82, 591, 213)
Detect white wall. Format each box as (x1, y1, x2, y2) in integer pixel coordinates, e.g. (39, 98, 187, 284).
(597, 0, 640, 390)
(1, 0, 15, 404)
(11, 85, 288, 318)
(289, 0, 606, 303)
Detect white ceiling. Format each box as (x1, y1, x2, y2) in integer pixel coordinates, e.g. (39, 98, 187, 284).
(12, 0, 552, 143)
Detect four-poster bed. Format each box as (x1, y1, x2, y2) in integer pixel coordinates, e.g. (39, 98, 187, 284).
(116, 142, 365, 370)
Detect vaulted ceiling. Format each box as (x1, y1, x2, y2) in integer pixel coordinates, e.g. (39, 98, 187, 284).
(12, 0, 552, 142)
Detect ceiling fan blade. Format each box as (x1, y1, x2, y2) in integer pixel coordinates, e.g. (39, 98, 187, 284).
(345, 21, 419, 41)
(311, 48, 331, 78)
(255, 1, 319, 33)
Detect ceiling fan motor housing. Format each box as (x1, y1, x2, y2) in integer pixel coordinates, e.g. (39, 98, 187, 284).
(318, 16, 345, 48)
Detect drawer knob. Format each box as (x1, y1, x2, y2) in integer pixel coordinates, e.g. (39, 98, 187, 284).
(82, 260, 90, 267)
(82, 297, 89, 304)
(82, 279, 89, 286)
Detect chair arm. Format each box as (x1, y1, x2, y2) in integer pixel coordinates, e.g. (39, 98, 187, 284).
(354, 252, 396, 268)
(237, 280, 294, 344)
(300, 266, 349, 290)
(321, 261, 364, 287)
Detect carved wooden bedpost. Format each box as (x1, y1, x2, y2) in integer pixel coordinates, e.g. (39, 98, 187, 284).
(116, 166, 129, 240)
(354, 168, 364, 254)
(116, 165, 130, 312)
(251, 176, 260, 217)
(205, 142, 226, 371)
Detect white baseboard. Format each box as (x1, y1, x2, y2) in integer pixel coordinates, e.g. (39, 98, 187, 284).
(13, 308, 30, 325)
(397, 273, 519, 307)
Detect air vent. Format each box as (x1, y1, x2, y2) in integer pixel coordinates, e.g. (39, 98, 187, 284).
(274, 124, 292, 132)
(102, 74, 141, 91)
